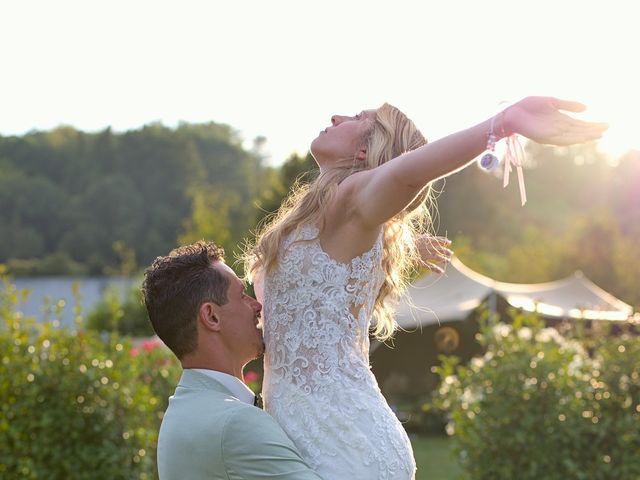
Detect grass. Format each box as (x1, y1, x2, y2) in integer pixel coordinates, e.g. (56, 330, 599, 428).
(411, 434, 464, 480)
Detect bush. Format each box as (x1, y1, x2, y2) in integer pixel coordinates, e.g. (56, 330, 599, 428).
(0, 271, 181, 479)
(86, 283, 153, 337)
(129, 337, 181, 414)
(433, 312, 640, 480)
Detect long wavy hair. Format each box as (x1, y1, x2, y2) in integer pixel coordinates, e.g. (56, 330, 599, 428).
(243, 103, 435, 341)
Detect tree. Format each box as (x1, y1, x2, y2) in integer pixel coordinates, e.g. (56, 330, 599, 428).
(178, 188, 239, 256)
(254, 152, 317, 224)
(0, 121, 273, 275)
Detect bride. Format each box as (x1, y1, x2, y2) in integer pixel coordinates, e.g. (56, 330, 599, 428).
(244, 97, 606, 479)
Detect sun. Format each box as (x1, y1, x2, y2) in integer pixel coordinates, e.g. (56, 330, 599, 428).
(576, 90, 640, 162)
(598, 124, 639, 163)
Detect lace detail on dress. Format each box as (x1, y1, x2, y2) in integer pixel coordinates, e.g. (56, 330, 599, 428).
(262, 224, 416, 480)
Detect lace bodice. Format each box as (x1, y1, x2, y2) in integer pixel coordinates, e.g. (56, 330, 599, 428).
(262, 224, 416, 480)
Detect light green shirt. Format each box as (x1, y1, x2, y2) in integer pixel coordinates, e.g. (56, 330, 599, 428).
(157, 369, 323, 480)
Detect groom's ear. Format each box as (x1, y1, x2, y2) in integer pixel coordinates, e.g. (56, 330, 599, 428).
(199, 302, 222, 332)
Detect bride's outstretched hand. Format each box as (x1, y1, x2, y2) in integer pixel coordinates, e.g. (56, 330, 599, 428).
(504, 96, 608, 146)
(416, 235, 453, 274)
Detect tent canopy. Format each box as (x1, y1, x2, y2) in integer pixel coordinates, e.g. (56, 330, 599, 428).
(395, 257, 634, 328)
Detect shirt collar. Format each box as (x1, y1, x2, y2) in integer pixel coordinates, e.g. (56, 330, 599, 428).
(189, 368, 256, 405)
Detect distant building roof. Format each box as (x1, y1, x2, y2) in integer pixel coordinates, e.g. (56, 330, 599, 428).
(395, 257, 634, 327)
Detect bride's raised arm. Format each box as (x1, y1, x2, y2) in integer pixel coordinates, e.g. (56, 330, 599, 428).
(348, 96, 607, 229)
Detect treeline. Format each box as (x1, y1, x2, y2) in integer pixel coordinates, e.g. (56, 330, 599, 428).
(0, 123, 638, 309)
(0, 123, 274, 275)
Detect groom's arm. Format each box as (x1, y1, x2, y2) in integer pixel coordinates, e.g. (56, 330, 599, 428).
(222, 407, 323, 479)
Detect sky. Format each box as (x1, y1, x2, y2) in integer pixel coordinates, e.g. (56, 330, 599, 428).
(1, 0, 638, 165)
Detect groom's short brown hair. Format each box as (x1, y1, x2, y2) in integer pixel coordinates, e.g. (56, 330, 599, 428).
(142, 241, 229, 359)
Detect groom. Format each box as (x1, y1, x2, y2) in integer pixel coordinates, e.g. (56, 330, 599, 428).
(142, 241, 322, 479)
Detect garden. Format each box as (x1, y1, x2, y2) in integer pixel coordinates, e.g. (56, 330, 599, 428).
(1, 270, 639, 479)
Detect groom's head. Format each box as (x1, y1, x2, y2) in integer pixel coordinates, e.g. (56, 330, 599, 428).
(142, 241, 264, 365)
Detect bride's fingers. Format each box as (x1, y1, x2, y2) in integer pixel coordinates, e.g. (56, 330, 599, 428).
(550, 118, 608, 137)
(551, 98, 587, 112)
(573, 122, 609, 133)
(434, 238, 452, 249)
(423, 235, 450, 244)
(420, 240, 450, 254)
(552, 131, 605, 145)
(563, 125, 608, 138)
(425, 262, 444, 274)
(563, 117, 609, 129)
(426, 245, 453, 258)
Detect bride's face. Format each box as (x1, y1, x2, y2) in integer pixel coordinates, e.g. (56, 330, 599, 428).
(310, 109, 376, 167)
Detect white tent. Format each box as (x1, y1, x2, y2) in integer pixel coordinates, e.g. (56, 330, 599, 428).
(395, 257, 634, 328)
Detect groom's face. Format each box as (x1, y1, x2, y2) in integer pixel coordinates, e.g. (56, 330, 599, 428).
(213, 261, 265, 360)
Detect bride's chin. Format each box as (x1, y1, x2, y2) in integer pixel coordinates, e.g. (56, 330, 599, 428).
(309, 139, 320, 155)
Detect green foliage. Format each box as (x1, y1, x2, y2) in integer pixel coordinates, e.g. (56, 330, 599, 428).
(433, 312, 640, 479)
(254, 152, 317, 224)
(243, 369, 262, 394)
(86, 283, 153, 337)
(128, 338, 181, 416)
(178, 187, 239, 257)
(0, 274, 181, 479)
(0, 122, 271, 276)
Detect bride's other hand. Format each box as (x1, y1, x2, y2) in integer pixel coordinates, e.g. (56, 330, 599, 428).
(416, 235, 453, 274)
(503, 96, 608, 146)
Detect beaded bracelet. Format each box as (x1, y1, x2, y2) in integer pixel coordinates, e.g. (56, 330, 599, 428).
(479, 114, 501, 171)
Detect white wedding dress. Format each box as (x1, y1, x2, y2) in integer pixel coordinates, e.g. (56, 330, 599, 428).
(261, 224, 416, 480)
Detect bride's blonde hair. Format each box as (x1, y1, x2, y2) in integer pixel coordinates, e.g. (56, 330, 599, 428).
(243, 103, 434, 341)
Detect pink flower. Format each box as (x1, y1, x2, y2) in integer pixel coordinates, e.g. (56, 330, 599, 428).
(129, 347, 140, 357)
(244, 371, 259, 382)
(142, 338, 161, 352)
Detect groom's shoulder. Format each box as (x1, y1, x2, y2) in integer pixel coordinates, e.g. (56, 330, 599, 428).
(167, 382, 248, 417)
(163, 383, 272, 431)
(167, 386, 291, 443)
(159, 386, 263, 453)
(161, 388, 298, 455)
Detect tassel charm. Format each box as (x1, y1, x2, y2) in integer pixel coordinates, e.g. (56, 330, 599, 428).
(504, 134, 527, 206)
